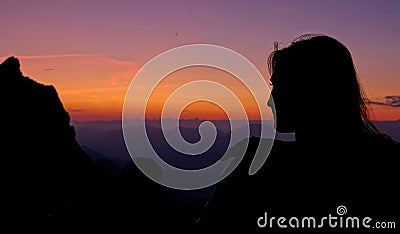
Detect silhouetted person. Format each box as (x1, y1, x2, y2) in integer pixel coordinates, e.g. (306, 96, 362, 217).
(200, 34, 400, 232)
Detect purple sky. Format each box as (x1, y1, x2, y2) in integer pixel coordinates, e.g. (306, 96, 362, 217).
(1, 0, 399, 120)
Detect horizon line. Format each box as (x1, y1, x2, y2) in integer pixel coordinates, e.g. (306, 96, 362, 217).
(72, 118, 274, 122)
(70, 118, 400, 122)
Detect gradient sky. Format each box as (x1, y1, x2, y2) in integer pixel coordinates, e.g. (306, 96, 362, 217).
(1, 0, 399, 120)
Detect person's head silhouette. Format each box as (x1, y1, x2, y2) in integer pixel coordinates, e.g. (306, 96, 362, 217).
(267, 34, 379, 143)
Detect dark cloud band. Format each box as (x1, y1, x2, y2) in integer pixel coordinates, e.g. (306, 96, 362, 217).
(368, 96, 400, 108)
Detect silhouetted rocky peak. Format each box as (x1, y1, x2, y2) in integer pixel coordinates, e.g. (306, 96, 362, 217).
(0, 56, 22, 78)
(1, 56, 109, 227)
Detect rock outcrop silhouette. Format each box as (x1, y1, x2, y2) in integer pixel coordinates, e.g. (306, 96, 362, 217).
(1, 57, 110, 228)
(0, 57, 203, 231)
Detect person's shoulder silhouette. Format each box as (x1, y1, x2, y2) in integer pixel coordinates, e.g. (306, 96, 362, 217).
(199, 34, 400, 231)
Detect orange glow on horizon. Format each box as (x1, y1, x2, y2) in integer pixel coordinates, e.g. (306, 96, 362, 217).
(3, 56, 398, 122)
(369, 105, 400, 121)
(145, 66, 262, 120)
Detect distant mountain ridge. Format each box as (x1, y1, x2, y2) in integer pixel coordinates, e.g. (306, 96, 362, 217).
(375, 120, 400, 142)
(74, 119, 400, 173)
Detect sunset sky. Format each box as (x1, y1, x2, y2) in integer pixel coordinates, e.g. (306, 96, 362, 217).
(1, 0, 399, 120)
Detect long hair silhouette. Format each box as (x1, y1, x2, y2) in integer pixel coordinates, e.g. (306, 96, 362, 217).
(267, 34, 383, 144)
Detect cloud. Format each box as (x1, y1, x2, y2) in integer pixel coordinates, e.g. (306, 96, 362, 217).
(0, 53, 106, 61)
(368, 96, 400, 107)
(69, 108, 86, 113)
